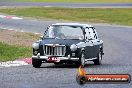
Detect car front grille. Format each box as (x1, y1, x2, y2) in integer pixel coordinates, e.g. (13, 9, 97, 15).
(44, 44, 66, 56)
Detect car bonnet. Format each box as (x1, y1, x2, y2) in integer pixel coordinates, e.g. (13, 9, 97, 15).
(40, 38, 83, 46)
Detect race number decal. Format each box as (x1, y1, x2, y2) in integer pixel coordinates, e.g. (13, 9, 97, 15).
(48, 57, 60, 62)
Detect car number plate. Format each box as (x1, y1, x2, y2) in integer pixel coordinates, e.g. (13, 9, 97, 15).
(48, 57, 60, 62)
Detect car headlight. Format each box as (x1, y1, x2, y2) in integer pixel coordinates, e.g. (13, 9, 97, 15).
(32, 42, 39, 50)
(70, 44, 77, 51)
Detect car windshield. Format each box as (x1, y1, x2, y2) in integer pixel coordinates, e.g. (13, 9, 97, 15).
(44, 25, 84, 40)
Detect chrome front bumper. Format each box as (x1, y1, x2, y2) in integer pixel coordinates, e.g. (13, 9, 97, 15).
(32, 53, 79, 61)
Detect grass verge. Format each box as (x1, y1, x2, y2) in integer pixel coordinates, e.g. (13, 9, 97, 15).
(16, 0, 132, 3)
(0, 8, 132, 26)
(0, 42, 32, 62)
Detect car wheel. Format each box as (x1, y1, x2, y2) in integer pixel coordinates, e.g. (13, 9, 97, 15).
(94, 52, 102, 65)
(77, 51, 85, 67)
(32, 58, 42, 68)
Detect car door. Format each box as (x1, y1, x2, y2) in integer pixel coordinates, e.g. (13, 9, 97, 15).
(90, 28, 102, 57)
(84, 40, 94, 59)
(84, 27, 101, 58)
(84, 27, 94, 58)
(91, 39, 101, 57)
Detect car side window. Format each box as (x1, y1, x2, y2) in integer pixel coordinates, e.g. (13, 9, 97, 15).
(92, 28, 98, 39)
(85, 27, 98, 40)
(85, 28, 91, 40)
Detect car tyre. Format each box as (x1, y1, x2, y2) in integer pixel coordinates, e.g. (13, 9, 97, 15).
(76, 51, 85, 67)
(94, 52, 102, 65)
(32, 58, 42, 68)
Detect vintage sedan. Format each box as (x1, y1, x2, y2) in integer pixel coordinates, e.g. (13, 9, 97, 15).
(32, 23, 104, 68)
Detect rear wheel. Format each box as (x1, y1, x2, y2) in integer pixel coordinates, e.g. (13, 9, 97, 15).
(94, 52, 102, 65)
(32, 58, 42, 68)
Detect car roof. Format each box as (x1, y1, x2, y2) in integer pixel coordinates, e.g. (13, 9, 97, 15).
(52, 23, 93, 28)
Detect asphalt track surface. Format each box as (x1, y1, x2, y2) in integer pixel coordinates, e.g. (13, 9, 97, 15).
(0, 2, 132, 8)
(0, 1, 132, 88)
(0, 17, 132, 88)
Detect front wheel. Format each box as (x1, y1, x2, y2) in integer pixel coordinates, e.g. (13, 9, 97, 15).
(76, 51, 85, 67)
(32, 58, 42, 68)
(94, 52, 102, 65)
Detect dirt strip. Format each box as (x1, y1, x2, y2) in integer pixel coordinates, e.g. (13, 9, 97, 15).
(0, 29, 40, 47)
